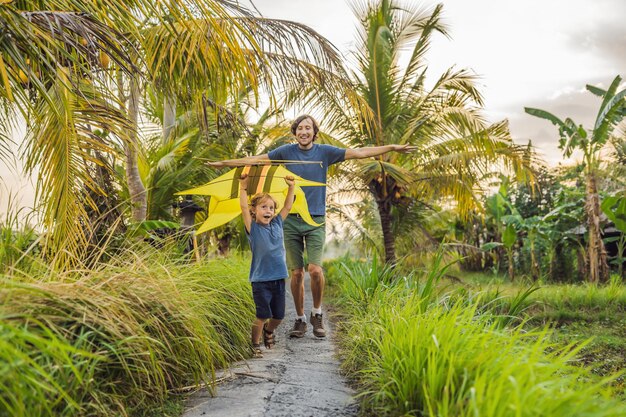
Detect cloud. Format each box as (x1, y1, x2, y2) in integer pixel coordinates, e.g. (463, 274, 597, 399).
(567, 0, 626, 71)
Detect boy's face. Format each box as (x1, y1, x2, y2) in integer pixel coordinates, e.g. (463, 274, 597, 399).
(294, 118, 315, 149)
(253, 197, 276, 225)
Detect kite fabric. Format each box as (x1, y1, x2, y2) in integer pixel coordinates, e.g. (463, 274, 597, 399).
(176, 164, 325, 234)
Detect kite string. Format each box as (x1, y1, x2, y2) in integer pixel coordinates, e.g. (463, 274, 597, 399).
(194, 157, 323, 167)
(178, 175, 325, 191)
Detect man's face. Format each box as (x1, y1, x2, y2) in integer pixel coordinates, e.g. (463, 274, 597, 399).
(294, 118, 315, 149)
(253, 197, 276, 225)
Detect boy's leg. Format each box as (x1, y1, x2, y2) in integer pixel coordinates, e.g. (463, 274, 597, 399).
(251, 317, 266, 345)
(266, 279, 286, 332)
(263, 285, 282, 347)
(251, 281, 273, 344)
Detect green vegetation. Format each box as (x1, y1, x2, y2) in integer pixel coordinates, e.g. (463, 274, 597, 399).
(330, 257, 626, 416)
(0, 252, 253, 416)
(434, 272, 626, 397)
(1, 0, 624, 415)
(527, 279, 626, 393)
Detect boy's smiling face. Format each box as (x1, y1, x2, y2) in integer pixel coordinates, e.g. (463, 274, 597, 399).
(253, 196, 276, 225)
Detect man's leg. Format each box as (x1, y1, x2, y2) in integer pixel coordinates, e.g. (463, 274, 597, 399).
(306, 218, 327, 337)
(308, 264, 325, 310)
(284, 215, 308, 338)
(290, 268, 305, 316)
(288, 267, 308, 338)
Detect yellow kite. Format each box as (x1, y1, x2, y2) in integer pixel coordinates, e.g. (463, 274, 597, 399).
(177, 164, 325, 234)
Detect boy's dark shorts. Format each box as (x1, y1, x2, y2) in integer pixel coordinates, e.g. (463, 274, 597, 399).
(251, 279, 286, 320)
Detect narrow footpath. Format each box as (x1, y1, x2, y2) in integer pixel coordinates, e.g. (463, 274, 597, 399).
(182, 273, 358, 417)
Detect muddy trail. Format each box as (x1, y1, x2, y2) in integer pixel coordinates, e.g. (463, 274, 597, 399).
(182, 274, 358, 417)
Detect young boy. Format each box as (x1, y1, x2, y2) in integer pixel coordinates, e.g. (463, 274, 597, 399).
(239, 172, 295, 358)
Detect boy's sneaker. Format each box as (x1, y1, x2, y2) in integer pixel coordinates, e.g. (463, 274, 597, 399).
(309, 313, 326, 338)
(289, 319, 307, 338)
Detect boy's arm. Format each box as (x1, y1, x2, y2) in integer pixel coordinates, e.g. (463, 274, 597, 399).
(209, 154, 270, 168)
(279, 175, 295, 220)
(344, 144, 416, 160)
(239, 174, 252, 232)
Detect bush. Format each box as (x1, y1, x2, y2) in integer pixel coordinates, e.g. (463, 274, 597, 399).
(0, 254, 253, 416)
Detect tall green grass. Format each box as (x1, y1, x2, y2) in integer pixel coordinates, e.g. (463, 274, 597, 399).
(527, 278, 626, 321)
(0, 252, 253, 416)
(332, 257, 626, 417)
(0, 195, 39, 275)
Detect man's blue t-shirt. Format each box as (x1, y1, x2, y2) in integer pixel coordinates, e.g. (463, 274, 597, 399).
(268, 144, 345, 216)
(247, 215, 289, 282)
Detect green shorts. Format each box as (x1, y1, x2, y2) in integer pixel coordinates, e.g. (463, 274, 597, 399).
(283, 214, 326, 270)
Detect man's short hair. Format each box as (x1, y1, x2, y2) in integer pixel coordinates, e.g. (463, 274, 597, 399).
(290, 114, 320, 139)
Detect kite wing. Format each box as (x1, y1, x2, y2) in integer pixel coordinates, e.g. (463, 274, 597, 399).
(176, 165, 325, 234)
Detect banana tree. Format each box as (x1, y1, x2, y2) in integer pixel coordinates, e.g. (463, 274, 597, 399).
(525, 75, 626, 283)
(481, 178, 521, 281)
(601, 195, 626, 277)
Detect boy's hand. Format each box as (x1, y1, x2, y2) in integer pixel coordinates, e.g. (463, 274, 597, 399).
(284, 175, 295, 187)
(239, 173, 249, 189)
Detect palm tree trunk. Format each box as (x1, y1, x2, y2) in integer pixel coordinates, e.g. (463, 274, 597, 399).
(376, 198, 396, 265)
(160, 95, 177, 217)
(585, 173, 609, 282)
(123, 74, 147, 222)
(163, 95, 176, 145)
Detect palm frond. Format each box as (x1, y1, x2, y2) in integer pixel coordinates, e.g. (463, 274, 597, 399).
(24, 67, 130, 268)
(397, 3, 447, 92)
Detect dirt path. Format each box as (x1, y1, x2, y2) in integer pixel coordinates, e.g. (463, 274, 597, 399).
(182, 274, 358, 417)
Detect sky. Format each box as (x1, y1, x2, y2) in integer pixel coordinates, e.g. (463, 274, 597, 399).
(245, 0, 626, 164)
(1, 0, 625, 216)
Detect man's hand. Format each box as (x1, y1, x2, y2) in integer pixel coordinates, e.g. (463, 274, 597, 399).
(393, 144, 417, 153)
(284, 175, 295, 187)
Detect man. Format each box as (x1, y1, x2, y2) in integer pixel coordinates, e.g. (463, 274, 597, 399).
(210, 114, 415, 338)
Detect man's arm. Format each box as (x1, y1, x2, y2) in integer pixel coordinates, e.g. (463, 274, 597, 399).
(208, 154, 270, 168)
(344, 144, 416, 160)
(239, 174, 252, 233)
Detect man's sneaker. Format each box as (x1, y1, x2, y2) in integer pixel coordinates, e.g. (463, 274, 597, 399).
(309, 313, 326, 338)
(289, 319, 307, 338)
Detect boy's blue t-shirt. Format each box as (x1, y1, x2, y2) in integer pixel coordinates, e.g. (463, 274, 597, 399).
(247, 215, 288, 282)
(268, 144, 345, 216)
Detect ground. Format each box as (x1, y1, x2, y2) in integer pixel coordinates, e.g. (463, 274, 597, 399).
(182, 274, 358, 417)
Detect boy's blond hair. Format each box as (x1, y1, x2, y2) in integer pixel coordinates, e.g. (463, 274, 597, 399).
(249, 192, 280, 219)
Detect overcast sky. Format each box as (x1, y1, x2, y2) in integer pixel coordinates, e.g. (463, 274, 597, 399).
(2, 0, 625, 215)
(245, 0, 626, 165)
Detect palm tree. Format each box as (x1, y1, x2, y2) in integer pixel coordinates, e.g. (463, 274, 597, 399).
(1, 2, 140, 267)
(289, 0, 531, 264)
(1, 0, 357, 268)
(132, 4, 357, 222)
(525, 75, 626, 283)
